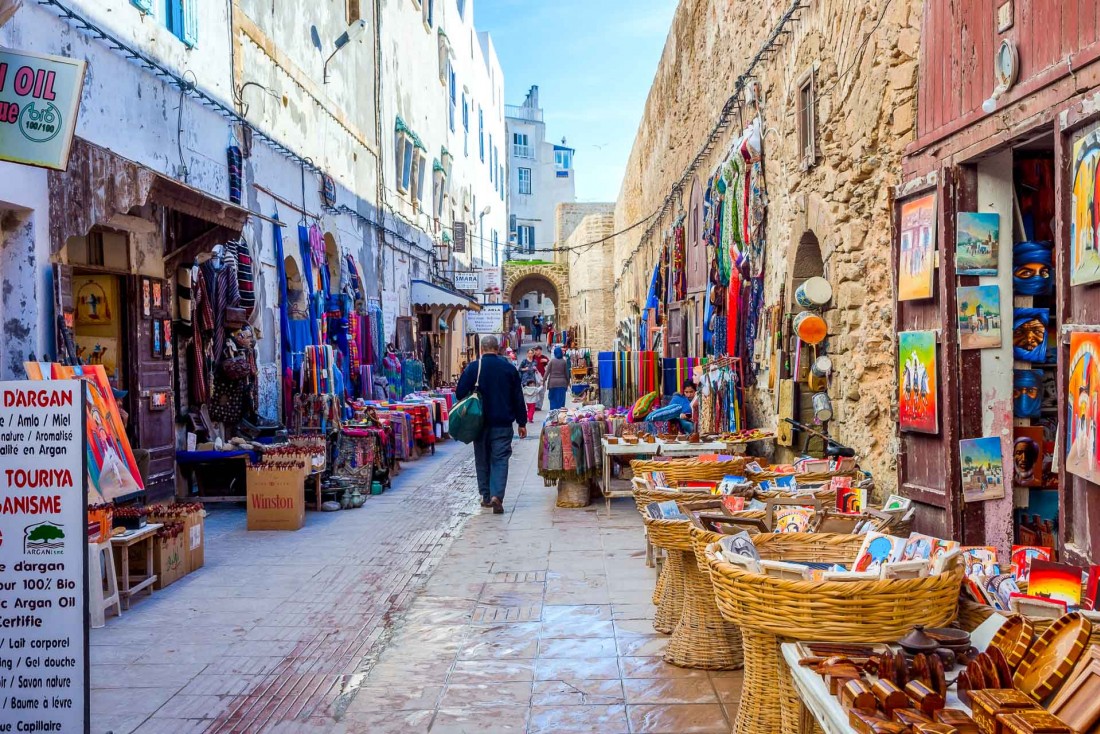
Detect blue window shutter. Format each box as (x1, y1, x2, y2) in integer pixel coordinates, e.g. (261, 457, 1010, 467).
(182, 0, 199, 46)
(166, 0, 182, 36)
(132, 0, 154, 13)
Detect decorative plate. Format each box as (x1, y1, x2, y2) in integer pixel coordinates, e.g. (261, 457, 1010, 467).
(1013, 612, 1093, 701)
(990, 614, 1035, 672)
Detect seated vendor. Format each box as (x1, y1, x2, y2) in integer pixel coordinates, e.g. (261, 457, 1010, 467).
(647, 382, 698, 433)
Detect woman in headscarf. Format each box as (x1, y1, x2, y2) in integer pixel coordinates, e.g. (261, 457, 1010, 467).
(545, 346, 570, 411)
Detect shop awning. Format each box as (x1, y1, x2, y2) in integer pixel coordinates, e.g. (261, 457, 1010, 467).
(411, 280, 481, 311)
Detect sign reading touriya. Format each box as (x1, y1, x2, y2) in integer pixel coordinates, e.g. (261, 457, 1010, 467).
(0, 48, 86, 170)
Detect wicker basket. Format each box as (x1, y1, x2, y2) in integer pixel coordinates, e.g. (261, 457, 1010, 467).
(705, 533, 963, 734)
(643, 516, 741, 669)
(556, 478, 592, 508)
(746, 469, 858, 485)
(631, 457, 756, 482)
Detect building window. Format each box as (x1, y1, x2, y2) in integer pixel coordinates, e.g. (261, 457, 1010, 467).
(346, 0, 361, 22)
(411, 151, 428, 209)
(518, 167, 532, 195)
(513, 133, 532, 158)
(478, 108, 484, 161)
(396, 134, 414, 193)
(132, 0, 154, 13)
(166, 0, 198, 47)
(432, 165, 447, 220)
(462, 94, 469, 156)
(489, 142, 495, 184)
(448, 67, 456, 132)
(517, 225, 535, 253)
(499, 165, 504, 200)
(457, 0, 466, 17)
(493, 230, 499, 266)
(423, 0, 434, 28)
(797, 69, 817, 169)
(554, 148, 572, 171)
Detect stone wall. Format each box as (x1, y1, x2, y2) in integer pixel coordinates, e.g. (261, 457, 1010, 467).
(563, 207, 616, 350)
(556, 202, 617, 263)
(613, 0, 923, 493)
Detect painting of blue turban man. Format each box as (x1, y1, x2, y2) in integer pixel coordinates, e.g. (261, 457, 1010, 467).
(1013, 241, 1054, 296)
(1014, 369, 1044, 419)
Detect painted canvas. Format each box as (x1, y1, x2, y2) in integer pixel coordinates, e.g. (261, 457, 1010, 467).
(898, 330, 938, 434)
(898, 193, 936, 301)
(1067, 332, 1100, 485)
(1071, 123, 1100, 286)
(1028, 559, 1084, 607)
(1011, 544, 1053, 583)
(956, 212, 1000, 275)
(957, 285, 1003, 350)
(1013, 426, 1046, 488)
(75, 274, 117, 327)
(960, 436, 1005, 502)
(1013, 308, 1049, 363)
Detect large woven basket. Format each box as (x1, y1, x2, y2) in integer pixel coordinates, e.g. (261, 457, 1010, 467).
(746, 469, 858, 485)
(705, 533, 963, 734)
(556, 478, 592, 508)
(631, 457, 756, 482)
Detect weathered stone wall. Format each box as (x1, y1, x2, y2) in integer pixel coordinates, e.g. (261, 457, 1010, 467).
(564, 207, 617, 350)
(556, 202, 617, 263)
(614, 0, 923, 493)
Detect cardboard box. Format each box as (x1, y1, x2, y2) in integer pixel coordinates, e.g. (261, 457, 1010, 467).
(246, 466, 305, 531)
(184, 508, 204, 571)
(153, 527, 186, 589)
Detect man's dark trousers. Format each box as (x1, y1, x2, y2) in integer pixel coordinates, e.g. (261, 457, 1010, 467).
(473, 426, 513, 503)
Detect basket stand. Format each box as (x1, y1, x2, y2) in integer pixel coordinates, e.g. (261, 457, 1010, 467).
(653, 550, 684, 634)
(664, 549, 743, 670)
(556, 478, 591, 508)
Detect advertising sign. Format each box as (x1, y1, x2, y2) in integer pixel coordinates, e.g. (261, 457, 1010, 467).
(0, 380, 88, 732)
(0, 49, 87, 170)
(482, 268, 502, 293)
(466, 305, 504, 334)
(454, 272, 479, 292)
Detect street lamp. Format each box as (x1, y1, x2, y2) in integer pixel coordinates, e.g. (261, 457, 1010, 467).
(324, 19, 369, 84)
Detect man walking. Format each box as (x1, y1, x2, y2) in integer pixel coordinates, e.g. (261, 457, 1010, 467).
(456, 335, 528, 514)
(531, 314, 543, 343)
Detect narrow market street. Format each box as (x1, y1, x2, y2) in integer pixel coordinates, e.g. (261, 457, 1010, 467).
(91, 410, 739, 734)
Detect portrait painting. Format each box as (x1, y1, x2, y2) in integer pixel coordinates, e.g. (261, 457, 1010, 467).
(1014, 369, 1044, 419)
(1071, 123, 1100, 286)
(1013, 308, 1049, 364)
(960, 436, 1005, 503)
(957, 285, 1002, 350)
(1067, 332, 1100, 485)
(898, 330, 938, 434)
(1014, 241, 1054, 296)
(956, 212, 1000, 275)
(898, 193, 936, 301)
(1013, 426, 1045, 488)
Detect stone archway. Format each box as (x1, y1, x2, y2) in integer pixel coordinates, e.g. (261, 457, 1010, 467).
(503, 262, 570, 328)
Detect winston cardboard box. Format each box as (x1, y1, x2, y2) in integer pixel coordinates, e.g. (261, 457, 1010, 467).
(246, 467, 305, 531)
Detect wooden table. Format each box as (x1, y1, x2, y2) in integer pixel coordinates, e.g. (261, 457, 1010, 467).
(111, 523, 162, 610)
(598, 439, 656, 515)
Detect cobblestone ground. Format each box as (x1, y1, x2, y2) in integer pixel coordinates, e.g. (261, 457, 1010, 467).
(92, 422, 741, 733)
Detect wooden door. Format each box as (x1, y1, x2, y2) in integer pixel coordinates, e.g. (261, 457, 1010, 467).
(53, 264, 76, 364)
(894, 167, 969, 539)
(127, 275, 176, 499)
(1058, 115, 1100, 564)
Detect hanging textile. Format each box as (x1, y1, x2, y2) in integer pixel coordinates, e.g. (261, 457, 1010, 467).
(236, 238, 256, 316)
(672, 222, 687, 301)
(661, 358, 698, 397)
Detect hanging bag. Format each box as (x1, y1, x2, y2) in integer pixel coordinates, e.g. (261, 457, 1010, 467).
(449, 358, 484, 444)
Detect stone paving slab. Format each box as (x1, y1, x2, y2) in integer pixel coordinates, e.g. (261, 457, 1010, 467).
(93, 418, 742, 733)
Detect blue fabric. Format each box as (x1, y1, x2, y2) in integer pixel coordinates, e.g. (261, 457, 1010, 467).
(287, 319, 312, 371)
(273, 216, 293, 371)
(473, 425, 514, 501)
(553, 346, 563, 359)
(456, 354, 527, 429)
(548, 386, 567, 410)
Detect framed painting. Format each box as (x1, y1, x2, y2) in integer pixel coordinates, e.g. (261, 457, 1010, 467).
(956, 212, 999, 275)
(1071, 122, 1100, 286)
(75, 274, 118, 327)
(1067, 332, 1100, 485)
(1012, 426, 1045, 487)
(960, 436, 1005, 502)
(898, 330, 938, 434)
(898, 192, 936, 301)
(957, 285, 1002, 350)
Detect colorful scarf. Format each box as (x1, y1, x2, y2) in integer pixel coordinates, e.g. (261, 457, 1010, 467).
(560, 424, 576, 473)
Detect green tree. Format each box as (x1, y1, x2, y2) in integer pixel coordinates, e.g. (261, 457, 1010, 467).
(27, 524, 64, 543)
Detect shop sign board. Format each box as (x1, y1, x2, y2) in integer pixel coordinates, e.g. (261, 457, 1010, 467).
(453, 222, 466, 253)
(481, 268, 502, 293)
(0, 48, 87, 171)
(454, 272, 479, 292)
(466, 305, 504, 334)
(0, 379, 88, 732)
(382, 291, 398, 342)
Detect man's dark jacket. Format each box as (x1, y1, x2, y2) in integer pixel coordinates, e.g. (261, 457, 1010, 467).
(456, 354, 528, 429)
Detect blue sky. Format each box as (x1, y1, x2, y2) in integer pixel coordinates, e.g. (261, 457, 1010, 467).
(474, 0, 677, 203)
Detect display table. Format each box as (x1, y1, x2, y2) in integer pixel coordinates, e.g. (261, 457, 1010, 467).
(598, 439, 656, 514)
(175, 450, 258, 503)
(779, 614, 1006, 734)
(111, 524, 162, 610)
(657, 439, 730, 456)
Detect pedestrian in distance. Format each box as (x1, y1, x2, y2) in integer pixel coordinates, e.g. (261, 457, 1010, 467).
(455, 335, 528, 514)
(532, 313, 543, 343)
(533, 345, 550, 409)
(545, 346, 570, 411)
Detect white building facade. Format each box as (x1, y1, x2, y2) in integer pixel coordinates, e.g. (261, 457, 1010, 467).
(505, 85, 575, 262)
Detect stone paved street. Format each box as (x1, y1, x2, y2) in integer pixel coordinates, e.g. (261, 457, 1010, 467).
(92, 421, 741, 733)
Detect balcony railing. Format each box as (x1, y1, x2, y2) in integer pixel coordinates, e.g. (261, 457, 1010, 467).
(505, 104, 543, 123)
(512, 144, 535, 158)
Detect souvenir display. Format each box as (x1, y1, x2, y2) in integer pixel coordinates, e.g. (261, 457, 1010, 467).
(898, 330, 939, 434)
(1070, 123, 1100, 286)
(957, 285, 1003, 350)
(1013, 308, 1049, 363)
(1013, 612, 1092, 701)
(1013, 241, 1054, 296)
(899, 192, 937, 301)
(1011, 545, 1053, 583)
(956, 212, 1000, 275)
(960, 437, 1006, 502)
(1066, 332, 1100, 485)
(1013, 369, 1045, 419)
(1013, 427, 1045, 487)
(1026, 560, 1085, 608)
